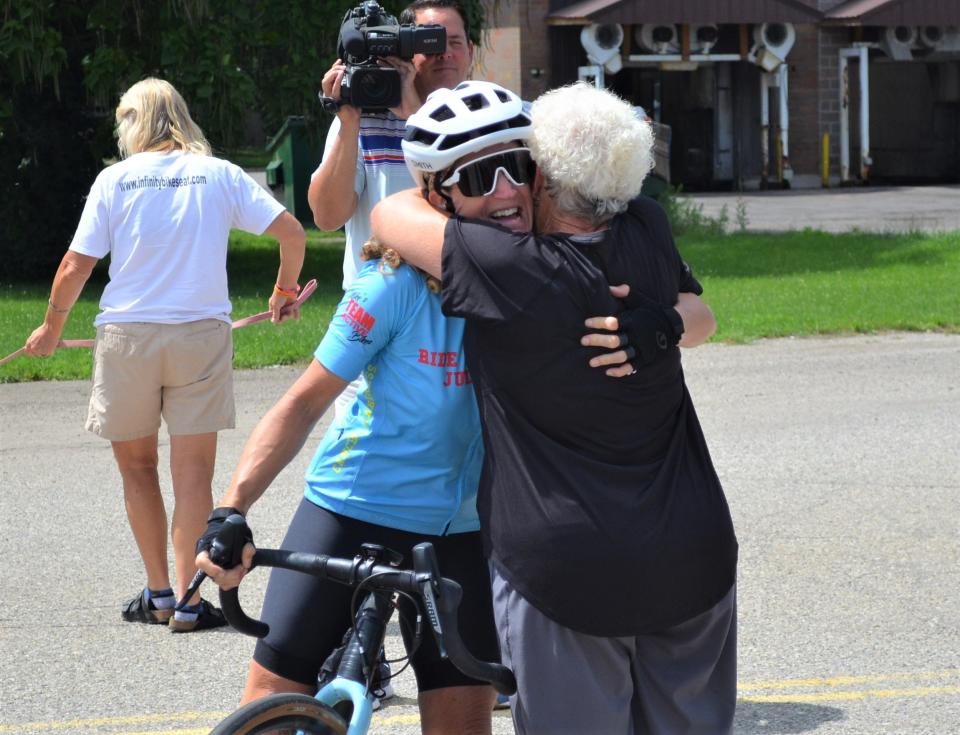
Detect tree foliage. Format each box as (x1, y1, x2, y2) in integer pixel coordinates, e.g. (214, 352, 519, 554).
(0, 0, 487, 280)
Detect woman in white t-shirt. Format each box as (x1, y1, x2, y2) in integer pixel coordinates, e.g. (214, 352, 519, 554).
(24, 78, 306, 631)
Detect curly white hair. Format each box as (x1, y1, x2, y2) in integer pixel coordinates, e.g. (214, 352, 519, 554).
(530, 82, 654, 224)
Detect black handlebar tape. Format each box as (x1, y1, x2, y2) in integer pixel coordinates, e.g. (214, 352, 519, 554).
(434, 578, 518, 696)
(256, 549, 357, 585)
(218, 549, 362, 639)
(219, 587, 269, 638)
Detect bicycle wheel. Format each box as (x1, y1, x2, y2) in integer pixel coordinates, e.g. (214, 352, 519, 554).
(209, 692, 348, 735)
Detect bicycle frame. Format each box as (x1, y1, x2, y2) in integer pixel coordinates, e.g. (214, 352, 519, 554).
(316, 678, 375, 735)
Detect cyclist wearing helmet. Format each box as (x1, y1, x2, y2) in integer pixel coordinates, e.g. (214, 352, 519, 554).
(196, 81, 559, 735)
(371, 81, 738, 735)
(400, 80, 536, 229)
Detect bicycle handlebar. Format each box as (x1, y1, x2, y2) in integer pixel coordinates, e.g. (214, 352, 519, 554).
(218, 543, 517, 696)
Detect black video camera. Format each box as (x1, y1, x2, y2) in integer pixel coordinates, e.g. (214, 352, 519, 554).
(337, 1, 446, 111)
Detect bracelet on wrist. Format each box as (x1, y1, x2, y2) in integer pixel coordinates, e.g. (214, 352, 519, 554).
(273, 283, 300, 300)
(47, 299, 70, 314)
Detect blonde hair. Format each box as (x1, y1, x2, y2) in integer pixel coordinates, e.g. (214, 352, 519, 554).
(115, 78, 211, 158)
(530, 82, 653, 225)
(361, 238, 441, 294)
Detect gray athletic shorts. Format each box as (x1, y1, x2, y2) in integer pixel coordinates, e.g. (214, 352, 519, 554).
(491, 563, 737, 735)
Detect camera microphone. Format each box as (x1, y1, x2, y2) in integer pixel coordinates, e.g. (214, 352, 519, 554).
(341, 27, 367, 58)
(335, 0, 446, 110)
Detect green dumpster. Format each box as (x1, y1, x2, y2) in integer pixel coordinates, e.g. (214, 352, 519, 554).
(265, 116, 324, 226)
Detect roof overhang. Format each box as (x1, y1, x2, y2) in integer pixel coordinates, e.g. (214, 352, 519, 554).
(824, 0, 960, 26)
(547, 0, 823, 26)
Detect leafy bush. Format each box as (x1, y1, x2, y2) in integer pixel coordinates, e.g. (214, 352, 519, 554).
(659, 186, 729, 237)
(0, 0, 488, 280)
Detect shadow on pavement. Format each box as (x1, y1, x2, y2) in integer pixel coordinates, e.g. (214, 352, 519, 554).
(735, 701, 845, 734)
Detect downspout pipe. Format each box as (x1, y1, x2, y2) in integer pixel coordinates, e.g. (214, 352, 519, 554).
(858, 44, 871, 181)
(760, 72, 771, 186)
(839, 52, 850, 182)
(778, 63, 792, 183)
(838, 46, 871, 183)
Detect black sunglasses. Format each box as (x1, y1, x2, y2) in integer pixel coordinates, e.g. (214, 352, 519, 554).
(440, 148, 536, 197)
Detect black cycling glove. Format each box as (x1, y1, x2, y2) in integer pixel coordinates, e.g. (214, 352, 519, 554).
(617, 292, 685, 368)
(196, 506, 253, 569)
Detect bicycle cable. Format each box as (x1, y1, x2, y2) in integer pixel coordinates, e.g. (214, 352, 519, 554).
(348, 573, 420, 686)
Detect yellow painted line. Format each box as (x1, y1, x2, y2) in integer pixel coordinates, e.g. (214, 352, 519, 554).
(740, 684, 960, 704)
(0, 712, 226, 734)
(375, 713, 422, 725)
(739, 668, 960, 691)
(5, 670, 960, 734)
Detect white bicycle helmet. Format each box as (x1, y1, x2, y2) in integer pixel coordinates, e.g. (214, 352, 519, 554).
(402, 81, 531, 189)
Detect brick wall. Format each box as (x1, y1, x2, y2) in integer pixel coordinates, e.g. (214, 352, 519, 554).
(518, 0, 552, 100)
(478, 2, 867, 187)
(475, 26, 523, 92)
(788, 24, 821, 178)
(818, 26, 849, 174)
(818, 0, 852, 178)
(473, 1, 517, 91)
(475, 0, 551, 100)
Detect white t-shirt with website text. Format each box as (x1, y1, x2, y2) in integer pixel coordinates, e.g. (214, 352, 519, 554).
(70, 151, 285, 326)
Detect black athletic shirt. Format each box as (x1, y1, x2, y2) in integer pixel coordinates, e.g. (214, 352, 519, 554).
(440, 196, 738, 636)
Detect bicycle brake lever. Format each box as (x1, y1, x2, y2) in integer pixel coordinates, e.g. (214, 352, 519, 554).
(419, 577, 448, 659)
(413, 542, 448, 658)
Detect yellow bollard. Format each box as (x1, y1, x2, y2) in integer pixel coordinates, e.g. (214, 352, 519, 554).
(822, 133, 830, 188)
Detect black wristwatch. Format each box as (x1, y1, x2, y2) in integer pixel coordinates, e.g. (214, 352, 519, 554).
(318, 94, 342, 114)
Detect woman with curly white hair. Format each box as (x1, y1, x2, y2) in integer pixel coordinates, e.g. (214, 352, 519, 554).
(371, 80, 737, 734)
(527, 80, 655, 227)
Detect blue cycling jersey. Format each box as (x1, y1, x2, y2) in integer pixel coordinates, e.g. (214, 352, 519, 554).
(304, 260, 482, 535)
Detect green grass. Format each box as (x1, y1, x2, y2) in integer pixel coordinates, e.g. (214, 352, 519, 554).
(0, 230, 346, 383)
(2, 227, 958, 382)
(677, 229, 960, 342)
(217, 146, 274, 169)
(225, 230, 347, 369)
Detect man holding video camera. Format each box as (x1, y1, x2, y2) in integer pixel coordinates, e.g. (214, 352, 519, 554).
(308, 0, 474, 290)
(308, 0, 475, 420)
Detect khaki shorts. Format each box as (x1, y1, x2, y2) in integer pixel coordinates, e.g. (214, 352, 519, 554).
(86, 319, 235, 441)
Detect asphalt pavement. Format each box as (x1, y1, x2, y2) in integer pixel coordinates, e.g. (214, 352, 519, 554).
(1, 332, 958, 734)
(687, 184, 960, 233)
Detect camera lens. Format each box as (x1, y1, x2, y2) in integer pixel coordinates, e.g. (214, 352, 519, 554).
(353, 67, 400, 109)
(359, 72, 390, 104)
